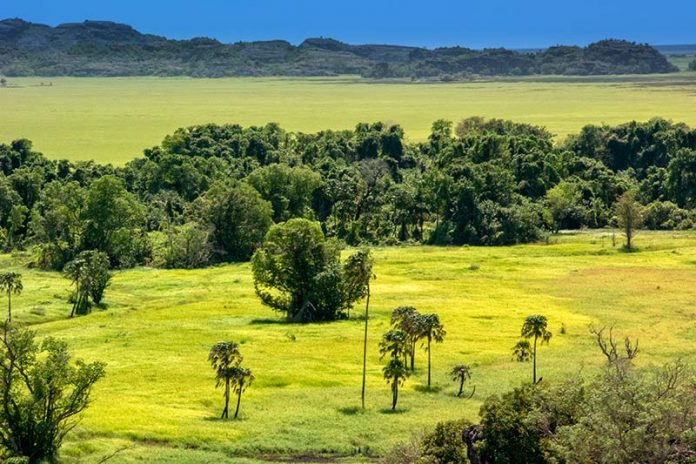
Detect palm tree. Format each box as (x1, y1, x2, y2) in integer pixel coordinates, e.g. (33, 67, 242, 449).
(390, 306, 421, 371)
(380, 329, 410, 410)
(420, 313, 446, 387)
(63, 256, 90, 317)
(450, 364, 473, 397)
(521, 315, 552, 383)
(343, 249, 374, 410)
(229, 366, 254, 419)
(379, 329, 410, 361)
(0, 272, 22, 323)
(512, 339, 532, 362)
(208, 341, 242, 419)
(383, 358, 409, 411)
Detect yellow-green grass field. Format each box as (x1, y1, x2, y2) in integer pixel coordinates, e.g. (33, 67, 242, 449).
(2, 74, 696, 164)
(3, 230, 696, 462)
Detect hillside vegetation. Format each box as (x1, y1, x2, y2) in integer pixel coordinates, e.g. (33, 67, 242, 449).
(0, 18, 678, 78)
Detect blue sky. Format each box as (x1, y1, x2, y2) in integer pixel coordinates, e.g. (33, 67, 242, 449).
(1, 0, 694, 48)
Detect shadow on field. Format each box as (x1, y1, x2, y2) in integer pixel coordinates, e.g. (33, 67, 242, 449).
(250, 318, 288, 325)
(337, 406, 364, 416)
(380, 408, 409, 415)
(414, 385, 442, 393)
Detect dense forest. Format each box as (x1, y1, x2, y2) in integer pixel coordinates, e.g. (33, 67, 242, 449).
(1, 116, 696, 271)
(0, 18, 678, 78)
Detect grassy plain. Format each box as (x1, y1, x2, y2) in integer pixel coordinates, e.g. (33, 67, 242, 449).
(1, 74, 696, 164)
(3, 230, 696, 462)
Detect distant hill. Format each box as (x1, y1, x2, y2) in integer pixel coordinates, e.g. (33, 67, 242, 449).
(0, 18, 679, 78)
(654, 44, 696, 55)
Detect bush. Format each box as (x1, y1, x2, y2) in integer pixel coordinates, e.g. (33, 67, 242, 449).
(382, 420, 470, 464)
(642, 201, 692, 230)
(420, 419, 470, 463)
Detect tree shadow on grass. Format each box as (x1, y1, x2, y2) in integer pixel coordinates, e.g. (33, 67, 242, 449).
(203, 415, 248, 422)
(249, 318, 289, 325)
(379, 408, 409, 415)
(338, 406, 364, 416)
(414, 384, 442, 394)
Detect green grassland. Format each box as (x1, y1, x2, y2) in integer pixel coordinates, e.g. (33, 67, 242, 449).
(4, 230, 696, 462)
(2, 74, 696, 164)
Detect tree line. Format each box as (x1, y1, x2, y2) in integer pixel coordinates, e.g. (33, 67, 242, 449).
(2, 117, 696, 275)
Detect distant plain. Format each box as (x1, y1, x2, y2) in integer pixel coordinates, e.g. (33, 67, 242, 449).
(2, 74, 696, 163)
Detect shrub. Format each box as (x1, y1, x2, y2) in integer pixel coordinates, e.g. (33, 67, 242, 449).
(642, 201, 691, 230)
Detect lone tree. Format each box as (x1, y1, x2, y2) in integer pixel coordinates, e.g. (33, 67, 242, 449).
(342, 249, 374, 410)
(0, 77, 6, 87)
(614, 190, 642, 251)
(520, 315, 552, 383)
(208, 341, 253, 419)
(390, 306, 422, 371)
(0, 324, 105, 462)
(450, 364, 473, 398)
(420, 313, 446, 387)
(379, 329, 410, 411)
(251, 218, 371, 322)
(0, 272, 22, 322)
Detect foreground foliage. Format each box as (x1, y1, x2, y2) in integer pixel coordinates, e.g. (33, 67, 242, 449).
(0, 324, 105, 463)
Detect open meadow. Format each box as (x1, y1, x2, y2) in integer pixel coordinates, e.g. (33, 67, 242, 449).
(2, 74, 696, 163)
(3, 230, 696, 462)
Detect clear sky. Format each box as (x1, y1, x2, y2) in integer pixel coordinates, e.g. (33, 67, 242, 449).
(1, 0, 694, 49)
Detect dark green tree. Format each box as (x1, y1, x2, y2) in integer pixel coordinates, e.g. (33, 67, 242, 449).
(228, 366, 254, 420)
(81, 175, 147, 266)
(420, 313, 446, 387)
(0, 272, 22, 323)
(208, 341, 242, 420)
(520, 315, 552, 383)
(63, 250, 111, 316)
(614, 190, 643, 251)
(251, 218, 367, 322)
(379, 329, 410, 411)
(0, 324, 106, 463)
(390, 306, 422, 371)
(450, 363, 473, 398)
(247, 164, 323, 222)
(200, 181, 273, 262)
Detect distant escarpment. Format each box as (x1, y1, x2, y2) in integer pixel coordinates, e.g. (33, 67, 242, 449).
(0, 18, 678, 78)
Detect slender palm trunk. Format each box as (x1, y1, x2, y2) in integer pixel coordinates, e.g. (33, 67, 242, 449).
(222, 379, 230, 419)
(234, 384, 243, 419)
(391, 379, 398, 411)
(361, 285, 370, 410)
(533, 335, 538, 384)
(7, 291, 11, 323)
(427, 335, 432, 387)
(458, 377, 464, 397)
